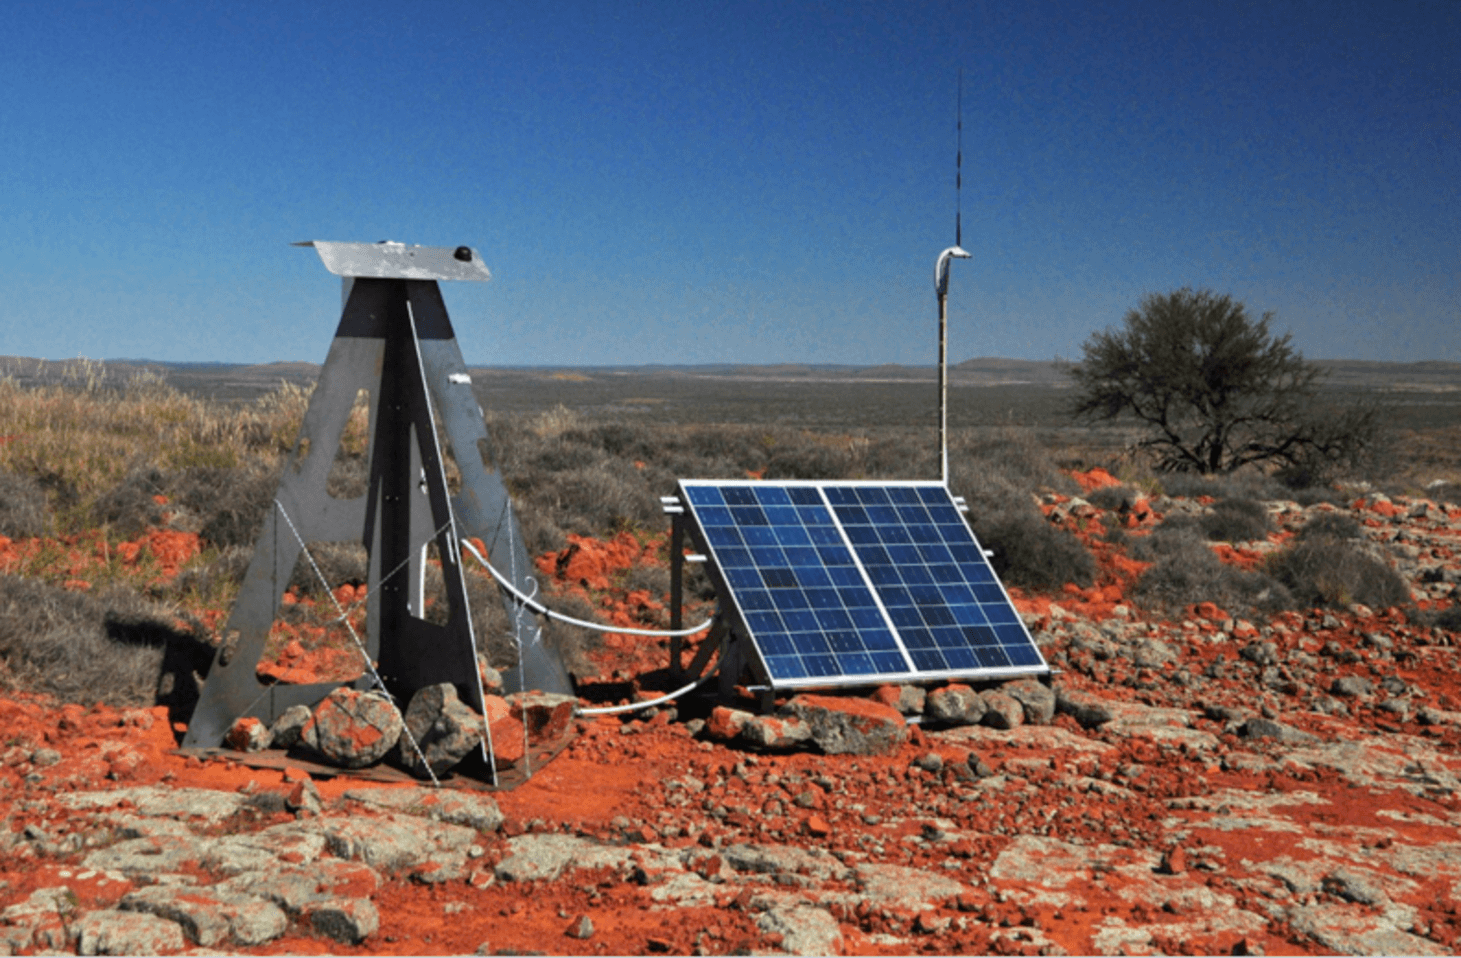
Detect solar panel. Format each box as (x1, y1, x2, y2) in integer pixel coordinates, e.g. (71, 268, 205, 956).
(679, 480, 1049, 689)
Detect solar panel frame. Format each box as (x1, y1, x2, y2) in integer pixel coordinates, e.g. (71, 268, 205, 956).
(678, 479, 1050, 690)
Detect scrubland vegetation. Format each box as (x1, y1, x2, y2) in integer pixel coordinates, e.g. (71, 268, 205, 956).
(0, 356, 1458, 711)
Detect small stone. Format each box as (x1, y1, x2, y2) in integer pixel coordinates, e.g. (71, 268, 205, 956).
(225, 716, 273, 753)
(1331, 676, 1373, 698)
(914, 752, 944, 773)
(286, 778, 323, 815)
(803, 814, 832, 838)
(926, 684, 986, 725)
(980, 690, 1025, 730)
(268, 705, 312, 750)
(1160, 846, 1187, 874)
(706, 706, 753, 740)
(566, 914, 594, 939)
(305, 898, 379, 945)
(30, 748, 62, 767)
(741, 714, 813, 749)
(1004, 679, 1056, 725)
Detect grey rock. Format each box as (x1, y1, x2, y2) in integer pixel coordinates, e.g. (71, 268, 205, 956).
(853, 863, 967, 910)
(926, 685, 986, 725)
(1322, 867, 1390, 906)
(201, 821, 328, 875)
(345, 786, 505, 832)
(1240, 641, 1279, 666)
(980, 690, 1025, 730)
(754, 899, 843, 956)
(82, 834, 209, 877)
(494, 834, 650, 883)
(398, 682, 485, 778)
(30, 748, 62, 767)
(1237, 718, 1318, 745)
(1055, 687, 1115, 728)
(1004, 679, 1057, 725)
(781, 695, 907, 756)
(914, 752, 944, 772)
(74, 909, 186, 956)
(886, 684, 927, 715)
(302, 687, 403, 768)
(567, 915, 594, 939)
(120, 884, 286, 947)
(215, 860, 381, 914)
(317, 812, 476, 873)
(1288, 903, 1447, 956)
(304, 898, 380, 945)
(1131, 639, 1176, 669)
(722, 843, 849, 882)
(268, 704, 312, 750)
(741, 714, 814, 748)
(59, 786, 248, 825)
(1331, 675, 1373, 698)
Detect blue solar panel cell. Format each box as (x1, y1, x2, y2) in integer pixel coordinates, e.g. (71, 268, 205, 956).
(680, 479, 1047, 687)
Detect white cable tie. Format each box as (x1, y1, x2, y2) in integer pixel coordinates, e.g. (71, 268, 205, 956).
(462, 539, 714, 639)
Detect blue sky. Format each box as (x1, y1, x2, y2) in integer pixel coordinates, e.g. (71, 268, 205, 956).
(2, 0, 1456, 367)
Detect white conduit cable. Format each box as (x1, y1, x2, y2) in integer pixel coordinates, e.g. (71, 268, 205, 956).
(459, 535, 724, 717)
(273, 499, 442, 789)
(460, 539, 716, 638)
(576, 666, 720, 716)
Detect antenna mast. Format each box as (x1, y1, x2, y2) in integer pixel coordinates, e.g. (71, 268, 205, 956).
(936, 70, 971, 485)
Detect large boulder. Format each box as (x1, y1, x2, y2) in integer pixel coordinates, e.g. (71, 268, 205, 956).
(301, 688, 402, 769)
(979, 690, 1025, 730)
(398, 683, 484, 778)
(782, 694, 907, 756)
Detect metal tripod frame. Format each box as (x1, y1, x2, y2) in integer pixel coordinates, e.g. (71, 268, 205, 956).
(184, 242, 572, 749)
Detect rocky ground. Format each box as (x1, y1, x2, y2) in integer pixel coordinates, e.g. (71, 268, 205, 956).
(3, 481, 1461, 955)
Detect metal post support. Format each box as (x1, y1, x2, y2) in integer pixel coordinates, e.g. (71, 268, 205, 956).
(669, 512, 685, 682)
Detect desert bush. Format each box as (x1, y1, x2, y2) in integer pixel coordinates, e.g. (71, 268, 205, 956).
(1133, 532, 1293, 614)
(0, 471, 50, 537)
(1199, 499, 1272, 543)
(173, 464, 280, 548)
(1085, 484, 1140, 512)
(1295, 512, 1362, 542)
(1157, 470, 1287, 503)
(0, 574, 208, 707)
(763, 435, 854, 480)
(973, 508, 1097, 591)
(92, 465, 169, 537)
(1265, 536, 1410, 610)
(618, 562, 672, 600)
(289, 542, 370, 596)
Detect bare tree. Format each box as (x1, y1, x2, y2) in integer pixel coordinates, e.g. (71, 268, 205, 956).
(1070, 288, 1377, 475)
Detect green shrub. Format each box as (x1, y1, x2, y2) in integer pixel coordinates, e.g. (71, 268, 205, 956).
(1085, 484, 1140, 512)
(1265, 536, 1411, 610)
(0, 471, 50, 538)
(0, 574, 207, 708)
(1295, 512, 1362, 542)
(1132, 533, 1293, 614)
(973, 509, 1096, 591)
(1199, 499, 1271, 543)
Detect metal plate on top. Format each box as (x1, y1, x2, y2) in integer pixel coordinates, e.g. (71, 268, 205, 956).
(679, 480, 1049, 689)
(299, 241, 492, 281)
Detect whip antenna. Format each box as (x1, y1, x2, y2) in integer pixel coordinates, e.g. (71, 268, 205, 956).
(956, 67, 963, 249)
